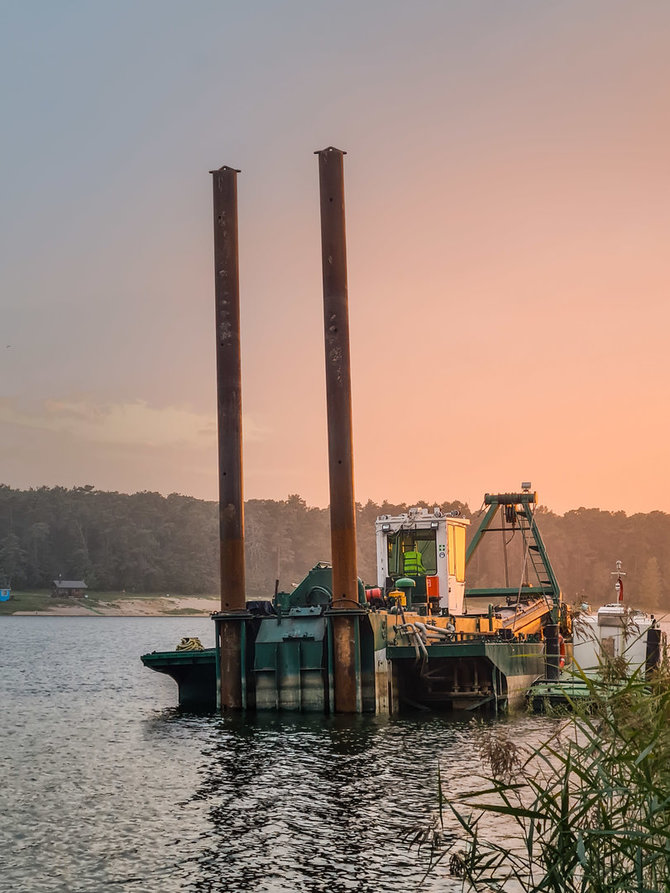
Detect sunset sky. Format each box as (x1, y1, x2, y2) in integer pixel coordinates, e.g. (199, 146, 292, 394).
(2, 1, 669, 516)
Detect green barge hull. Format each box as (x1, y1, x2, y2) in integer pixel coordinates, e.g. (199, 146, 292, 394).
(141, 617, 545, 714)
(141, 648, 217, 711)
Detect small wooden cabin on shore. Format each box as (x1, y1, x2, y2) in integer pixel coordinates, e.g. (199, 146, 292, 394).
(51, 579, 87, 599)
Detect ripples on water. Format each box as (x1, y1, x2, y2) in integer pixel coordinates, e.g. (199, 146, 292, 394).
(1, 617, 554, 892)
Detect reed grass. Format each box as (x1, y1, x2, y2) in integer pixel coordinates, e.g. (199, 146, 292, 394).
(421, 659, 670, 892)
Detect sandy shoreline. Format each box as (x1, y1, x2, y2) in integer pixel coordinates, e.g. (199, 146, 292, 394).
(12, 596, 220, 617)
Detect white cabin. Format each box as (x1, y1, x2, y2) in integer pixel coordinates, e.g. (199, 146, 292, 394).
(572, 604, 654, 676)
(375, 507, 469, 614)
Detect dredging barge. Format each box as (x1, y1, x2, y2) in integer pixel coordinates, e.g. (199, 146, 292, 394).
(142, 149, 567, 714)
(143, 488, 566, 713)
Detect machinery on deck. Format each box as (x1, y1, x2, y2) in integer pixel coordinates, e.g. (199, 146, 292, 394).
(143, 487, 568, 713)
(369, 487, 564, 710)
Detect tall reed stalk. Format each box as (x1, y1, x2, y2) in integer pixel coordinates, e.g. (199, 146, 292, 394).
(424, 662, 670, 892)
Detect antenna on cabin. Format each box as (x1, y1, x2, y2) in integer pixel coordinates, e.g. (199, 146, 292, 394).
(611, 559, 626, 603)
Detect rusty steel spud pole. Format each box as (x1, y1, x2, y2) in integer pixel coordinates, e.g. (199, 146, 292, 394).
(317, 147, 360, 713)
(211, 165, 246, 710)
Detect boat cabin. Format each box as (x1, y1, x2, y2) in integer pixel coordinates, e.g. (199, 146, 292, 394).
(573, 604, 657, 675)
(375, 507, 468, 614)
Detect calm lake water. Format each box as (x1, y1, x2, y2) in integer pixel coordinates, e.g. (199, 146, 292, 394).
(1, 617, 554, 892)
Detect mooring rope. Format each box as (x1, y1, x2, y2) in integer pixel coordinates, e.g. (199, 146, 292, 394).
(175, 637, 205, 652)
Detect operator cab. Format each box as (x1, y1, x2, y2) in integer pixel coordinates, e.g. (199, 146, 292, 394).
(375, 507, 469, 615)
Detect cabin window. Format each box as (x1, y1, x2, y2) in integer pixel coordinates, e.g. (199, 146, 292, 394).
(454, 525, 465, 582)
(387, 530, 437, 577)
(448, 524, 466, 582)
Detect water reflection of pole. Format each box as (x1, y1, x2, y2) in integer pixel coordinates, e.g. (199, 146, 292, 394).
(211, 165, 247, 710)
(316, 147, 361, 713)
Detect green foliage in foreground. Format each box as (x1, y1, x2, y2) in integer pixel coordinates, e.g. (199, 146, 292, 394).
(423, 667, 670, 892)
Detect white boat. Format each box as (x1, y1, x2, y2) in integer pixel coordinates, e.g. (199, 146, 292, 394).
(572, 602, 658, 677)
(529, 560, 665, 709)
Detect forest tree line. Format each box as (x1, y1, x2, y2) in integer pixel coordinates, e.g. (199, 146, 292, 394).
(0, 485, 667, 612)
